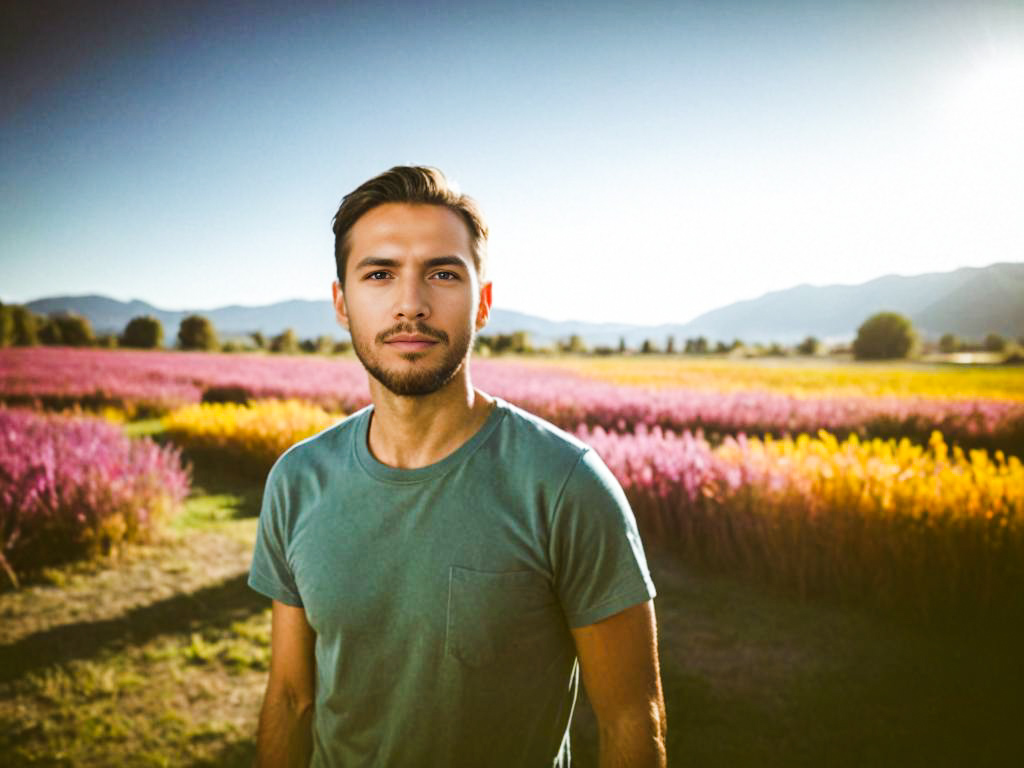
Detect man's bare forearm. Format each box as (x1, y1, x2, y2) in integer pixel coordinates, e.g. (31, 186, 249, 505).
(255, 689, 314, 768)
(598, 709, 667, 768)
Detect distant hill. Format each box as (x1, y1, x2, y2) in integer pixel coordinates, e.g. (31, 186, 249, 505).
(18, 262, 1024, 347)
(679, 262, 1024, 343)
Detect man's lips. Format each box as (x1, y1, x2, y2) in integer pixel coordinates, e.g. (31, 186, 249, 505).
(384, 335, 440, 351)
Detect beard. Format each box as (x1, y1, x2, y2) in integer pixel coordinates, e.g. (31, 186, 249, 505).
(349, 318, 474, 397)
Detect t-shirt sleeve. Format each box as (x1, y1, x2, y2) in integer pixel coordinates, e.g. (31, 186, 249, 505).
(549, 448, 656, 628)
(248, 462, 304, 607)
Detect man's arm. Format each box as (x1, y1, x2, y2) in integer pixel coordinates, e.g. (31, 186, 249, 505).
(570, 600, 667, 768)
(255, 600, 317, 768)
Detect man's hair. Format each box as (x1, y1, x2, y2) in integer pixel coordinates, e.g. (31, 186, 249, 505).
(331, 166, 488, 287)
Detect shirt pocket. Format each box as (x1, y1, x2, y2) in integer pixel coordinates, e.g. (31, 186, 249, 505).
(445, 565, 560, 668)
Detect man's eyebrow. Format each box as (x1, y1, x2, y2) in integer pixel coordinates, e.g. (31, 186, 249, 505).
(353, 255, 470, 271)
(353, 256, 400, 270)
(423, 255, 470, 270)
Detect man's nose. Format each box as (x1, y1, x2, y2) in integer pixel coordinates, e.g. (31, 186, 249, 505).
(395, 279, 430, 320)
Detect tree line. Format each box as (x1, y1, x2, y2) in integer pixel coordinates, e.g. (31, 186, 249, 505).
(0, 304, 351, 355)
(2, 303, 1020, 361)
(478, 312, 1023, 361)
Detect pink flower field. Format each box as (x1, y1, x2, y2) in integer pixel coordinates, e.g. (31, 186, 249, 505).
(2, 347, 1023, 453)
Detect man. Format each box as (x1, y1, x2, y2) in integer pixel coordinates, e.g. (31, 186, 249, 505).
(249, 166, 667, 767)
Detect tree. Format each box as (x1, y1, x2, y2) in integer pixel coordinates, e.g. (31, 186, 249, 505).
(796, 336, 820, 356)
(561, 334, 587, 354)
(640, 339, 656, 354)
(37, 316, 63, 345)
(939, 333, 958, 354)
(665, 336, 676, 355)
(0, 304, 38, 346)
(49, 313, 94, 347)
(121, 315, 164, 349)
(270, 328, 300, 354)
(617, 336, 627, 354)
(852, 312, 916, 360)
(984, 333, 1006, 352)
(684, 336, 708, 355)
(177, 314, 219, 351)
(314, 335, 336, 354)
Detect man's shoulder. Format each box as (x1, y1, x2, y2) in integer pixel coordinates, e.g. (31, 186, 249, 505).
(490, 396, 592, 468)
(491, 399, 589, 454)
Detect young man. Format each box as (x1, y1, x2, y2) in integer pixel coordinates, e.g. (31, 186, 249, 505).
(249, 166, 667, 767)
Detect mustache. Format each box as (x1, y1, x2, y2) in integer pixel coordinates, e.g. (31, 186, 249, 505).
(376, 322, 449, 345)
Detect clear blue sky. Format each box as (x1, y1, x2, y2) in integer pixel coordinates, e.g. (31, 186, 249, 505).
(2, 0, 1022, 324)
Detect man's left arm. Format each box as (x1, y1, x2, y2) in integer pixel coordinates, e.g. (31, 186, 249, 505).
(571, 599, 667, 768)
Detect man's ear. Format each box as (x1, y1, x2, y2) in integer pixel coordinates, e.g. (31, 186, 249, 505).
(332, 281, 350, 331)
(475, 281, 493, 332)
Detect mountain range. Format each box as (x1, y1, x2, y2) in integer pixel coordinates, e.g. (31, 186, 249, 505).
(18, 262, 1024, 347)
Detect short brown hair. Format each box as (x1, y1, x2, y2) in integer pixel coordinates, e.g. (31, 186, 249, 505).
(331, 166, 488, 287)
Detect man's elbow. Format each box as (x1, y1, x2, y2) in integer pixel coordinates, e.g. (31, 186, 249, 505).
(266, 678, 315, 718)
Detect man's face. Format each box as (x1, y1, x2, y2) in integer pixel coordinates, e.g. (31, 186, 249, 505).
(333, 202, 491, 397)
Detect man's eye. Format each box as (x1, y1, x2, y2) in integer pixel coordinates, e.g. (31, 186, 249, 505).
(366, 271, 391, 280)
(433, 271, 459, 281)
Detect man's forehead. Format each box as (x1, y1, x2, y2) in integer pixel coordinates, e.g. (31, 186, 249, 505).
(350, 203, 471, 247)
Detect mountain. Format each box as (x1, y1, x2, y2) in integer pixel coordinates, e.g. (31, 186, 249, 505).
(678, 262, 1024, 343)
(17, 262, 1024, 347)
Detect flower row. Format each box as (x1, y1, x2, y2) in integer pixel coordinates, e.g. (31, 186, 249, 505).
(556, 357, 1024, 401)
(580, 424, 1023, 616)
(0, 408, 189, 586)
(163, 400, 342, 475)
(3, 347, 1024, 452)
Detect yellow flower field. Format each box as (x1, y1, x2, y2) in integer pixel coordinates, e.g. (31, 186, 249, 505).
(163, 400, 341, 473)
(550, 356, 1024, 401)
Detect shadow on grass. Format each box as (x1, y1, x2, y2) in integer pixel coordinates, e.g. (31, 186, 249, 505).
(185, 449, 266, 516)
(186, 738, 257, 768)
(634, 552, 1024, 768)
(0, 573, 269, 686)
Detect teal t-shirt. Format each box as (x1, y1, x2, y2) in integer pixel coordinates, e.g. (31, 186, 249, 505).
(248, 396, 656, 767)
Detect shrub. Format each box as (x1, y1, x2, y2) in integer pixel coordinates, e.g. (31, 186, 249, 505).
(177, 315, 218, 351)
(853, 312, 916, 360)
(939, 333, 959, 354)
(0, 409, 189, 586)
(202, 385, 251, 405)
(121, 315, 164, 349)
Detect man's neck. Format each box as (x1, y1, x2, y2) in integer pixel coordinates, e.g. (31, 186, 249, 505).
(365, 368, 495, 470)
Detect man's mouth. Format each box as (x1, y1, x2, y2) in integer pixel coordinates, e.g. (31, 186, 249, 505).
(384, 334, 440, 352)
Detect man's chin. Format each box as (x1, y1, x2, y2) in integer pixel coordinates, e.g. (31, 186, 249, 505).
(366, 359, 467, 398)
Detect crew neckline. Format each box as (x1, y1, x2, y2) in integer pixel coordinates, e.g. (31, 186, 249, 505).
(354, 396, 508, 484)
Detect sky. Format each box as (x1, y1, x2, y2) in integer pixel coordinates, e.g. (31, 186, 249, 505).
(2, 0, 1023, 325)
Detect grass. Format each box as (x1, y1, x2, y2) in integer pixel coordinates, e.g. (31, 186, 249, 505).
(1, 445, 1021, 766)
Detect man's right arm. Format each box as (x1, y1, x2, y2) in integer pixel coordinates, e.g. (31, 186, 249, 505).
(256, 599, 317, 768)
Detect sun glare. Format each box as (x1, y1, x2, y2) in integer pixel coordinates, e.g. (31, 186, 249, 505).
(944, 47, 1024, 139)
